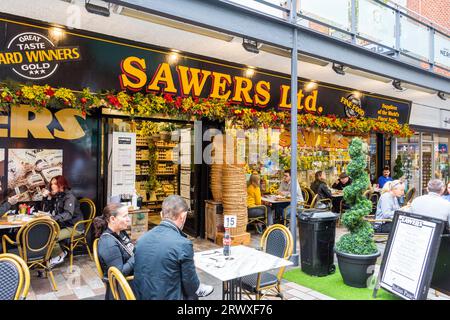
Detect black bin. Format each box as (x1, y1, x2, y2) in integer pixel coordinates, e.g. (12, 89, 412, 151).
(298, 209, 339, 276)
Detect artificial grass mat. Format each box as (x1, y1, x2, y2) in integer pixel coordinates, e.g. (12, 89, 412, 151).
(283, 267, 400, 300)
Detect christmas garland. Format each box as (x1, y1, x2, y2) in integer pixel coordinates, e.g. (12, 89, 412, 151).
(0, 83, 414, 137)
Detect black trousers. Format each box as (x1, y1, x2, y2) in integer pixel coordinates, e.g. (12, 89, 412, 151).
(376, 222, 393, 234)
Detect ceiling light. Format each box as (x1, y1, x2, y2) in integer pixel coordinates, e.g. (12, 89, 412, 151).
(392, 80, 406, 91)
(85, 0, 110, 17)
(352, 91, 362, 99)
(345, 68, 391, 83)
(120, 7, 234, 42)
(49, 27, 65, 42)
(242, 38, 260, 54)
(332, 63, 346, 75)
(168, 52, 179, 64)
(245, 67, 255, 78)
(438, 91, 447, 100)
(304, 81, 318, 91)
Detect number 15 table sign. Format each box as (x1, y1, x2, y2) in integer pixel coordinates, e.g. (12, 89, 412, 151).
(224, 215, 237, 228)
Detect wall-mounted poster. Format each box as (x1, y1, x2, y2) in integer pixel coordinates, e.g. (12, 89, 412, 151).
(7, 149, 63, 202)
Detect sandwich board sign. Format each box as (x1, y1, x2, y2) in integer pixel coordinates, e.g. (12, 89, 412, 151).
(373, 211, 445, 300)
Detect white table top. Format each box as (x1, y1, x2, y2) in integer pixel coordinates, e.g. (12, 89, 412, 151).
(194, 245, 293, 282)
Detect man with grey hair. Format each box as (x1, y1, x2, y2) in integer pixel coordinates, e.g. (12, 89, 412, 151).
(133, 195, 213, 300)
(408, 179, 450, 227)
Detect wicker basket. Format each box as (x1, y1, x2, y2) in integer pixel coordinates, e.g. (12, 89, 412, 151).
(210, 164, 223, 202)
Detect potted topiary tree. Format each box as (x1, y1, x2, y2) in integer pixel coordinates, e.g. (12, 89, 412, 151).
(335, 138, 380, 288)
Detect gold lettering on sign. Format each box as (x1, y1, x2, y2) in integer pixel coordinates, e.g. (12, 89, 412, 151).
(10, 105, 54, 139)
(53, 109, 86, 140)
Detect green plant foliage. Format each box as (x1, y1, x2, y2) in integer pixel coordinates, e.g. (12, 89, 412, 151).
(336, 138, 378, 255)
(393, 155, 404, 179)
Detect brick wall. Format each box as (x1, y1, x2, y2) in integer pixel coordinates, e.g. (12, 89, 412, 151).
(407, 0, 450, 29)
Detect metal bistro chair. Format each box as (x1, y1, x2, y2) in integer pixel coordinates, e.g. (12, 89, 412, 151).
(61, 198, 96, 272)
(2, 217, 60, 291)
(93, 238, 134, 285)
(282, 201, 305, 227)
(247, 205, 268, 234)
(302, 186, 315, 209)
(404, 187, 416, 204)
(0, 253, 31, 300)
(309, 194, 333, 211)
(108, 266, 136, 300)
(241, 224, 293, 300)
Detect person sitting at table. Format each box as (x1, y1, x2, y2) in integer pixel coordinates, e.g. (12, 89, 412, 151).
(408, 179, 450, 228)
(377, 166, 393, 189)
(93, 203, 135, 300)
(310, 171, 333, 208)
(442, 182, 450, 202)
(133, 195, 213, 300)
(375, 179, 405, 233)
(247, 174, 266, 234)
(277, 170, 303, 221)
(0, 194, 20, 215)
(40, 175, 84, 268)
(332, 172, 352, 190)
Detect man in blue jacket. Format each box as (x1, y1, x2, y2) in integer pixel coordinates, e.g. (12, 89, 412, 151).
(133, 195, 213, 300)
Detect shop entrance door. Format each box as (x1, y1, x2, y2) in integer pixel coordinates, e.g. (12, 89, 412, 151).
(421, 140, 435, 195)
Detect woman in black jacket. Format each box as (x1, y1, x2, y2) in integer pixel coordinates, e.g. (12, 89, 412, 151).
(310, 171, 333, 206)
(41, 175, 83, 268)
(93, 203, 135, 300)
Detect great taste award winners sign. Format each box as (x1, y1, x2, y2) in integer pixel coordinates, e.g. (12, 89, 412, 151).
(374, 211, 445, 300)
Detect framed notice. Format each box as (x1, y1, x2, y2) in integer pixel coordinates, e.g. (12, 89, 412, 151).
(374, 211, 445, 300)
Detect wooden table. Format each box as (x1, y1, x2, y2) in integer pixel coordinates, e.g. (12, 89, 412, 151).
(194, 245, 293, 300)
(261, 196, 292, 225)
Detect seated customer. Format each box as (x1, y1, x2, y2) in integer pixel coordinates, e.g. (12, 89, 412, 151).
(42, 176, 84, 268)
(133, 195, 213, 300)
(310, 171, 333, 208)
(332, 172, 352, 190)
(247, 174, 266, 233)
(409, 179, 450, 228)
(93, 203, 135, 300)
(0, 194, 20, 215)
(377, 166, 393, 189)
(276, 170, 303, 222)
(375, 180, 405, 233)
(442, 182, 450, 202)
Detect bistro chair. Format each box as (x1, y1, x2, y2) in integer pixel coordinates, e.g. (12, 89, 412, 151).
(363, 215, 392, 243)
(61, 198, 96, 272)
(404, 187, 416, 204)
(302, 187, 316, 208)
(2, 217, 60, 291)
(0, 253, 31, 300)
(282, 201, 305, 227)
(93, 238, 134, 284)
(108, 266, 136, 300)
(300, 187, 309, 205)
(308, 194, 332, 211)
(241, 224, 293, 300)
(247, 205, 268, 234)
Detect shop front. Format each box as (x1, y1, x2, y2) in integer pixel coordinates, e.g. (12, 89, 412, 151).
(0, 13, 413, 239)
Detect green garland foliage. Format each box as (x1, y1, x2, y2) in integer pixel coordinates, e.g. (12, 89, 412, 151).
(335, 138, 378, 255)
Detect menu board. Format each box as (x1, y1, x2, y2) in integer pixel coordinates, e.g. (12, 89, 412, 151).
(179, 129, 191, 208)
(375, 211, 445, 300)
(108, 132, 136, 201)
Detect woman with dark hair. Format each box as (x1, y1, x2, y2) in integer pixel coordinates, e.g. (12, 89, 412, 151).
(310, 171, 333, 207)
(442, 182, 450, 202)
(94, 203, 135, 300)
(41, 175, 83, 268)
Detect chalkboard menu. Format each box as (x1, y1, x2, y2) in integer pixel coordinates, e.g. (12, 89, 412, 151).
(374, 211, 445, 300)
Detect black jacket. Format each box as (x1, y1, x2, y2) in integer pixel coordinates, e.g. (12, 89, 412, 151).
(133, 220, 200, 300)
(42, 190, 83, 229)
(332, 178, 352, 190)
(0, 201, 11, 215)
(310, 180, 333, 200)
(98, 228, 135, 300)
